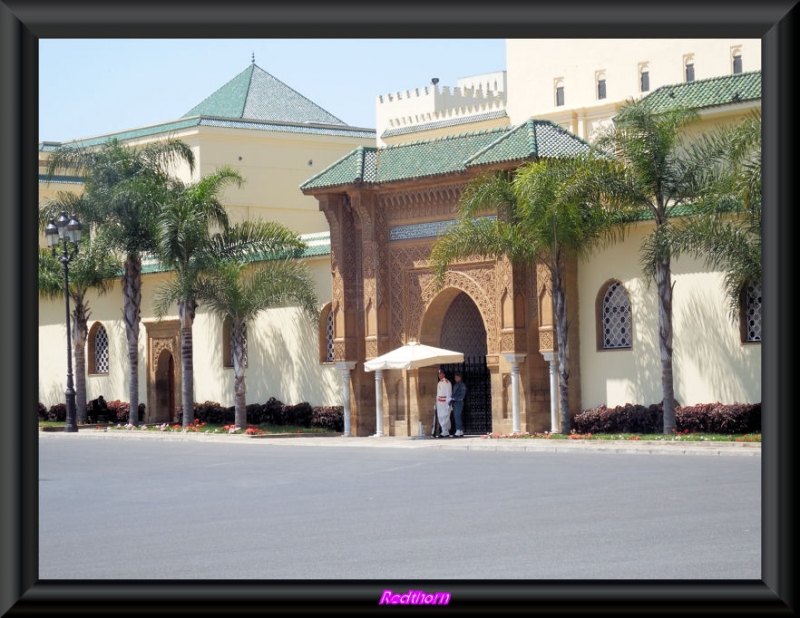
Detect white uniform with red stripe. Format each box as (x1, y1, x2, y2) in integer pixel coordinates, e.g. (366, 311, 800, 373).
(436, 376, 452, 436)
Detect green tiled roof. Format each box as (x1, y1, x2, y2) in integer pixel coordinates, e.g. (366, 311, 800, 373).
(467, 119, 591, 166)
(140, 231, 331, 276)
(638, 71, 761, 114)
(38, 174, 83, 185)
(39, 63, 375, 150)
(182, 63, 349, 126)
(301, 120, 591, 191)
(38, 117, 374, 153)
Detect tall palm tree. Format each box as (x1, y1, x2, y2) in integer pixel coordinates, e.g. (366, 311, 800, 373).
(193, 225, 319, 430)
(672, 110, 762, 319)
(38, 193, 121, 422)
(592, 99, 704, 434)
(153, 171, 312, 428)
(152, 168, 236, 428)
(46, 137, 195, 426)
(430, 154, 626, 433)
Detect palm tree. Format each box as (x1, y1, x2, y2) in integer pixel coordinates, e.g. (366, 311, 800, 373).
(430, 154, 626, 433)
(592, 98, 704, 434)
(152, 167, 236, 428)
(46, 137, 195, 426)
(153, 171, 314, 428)
(38, 194, 121, 422)
(193, 224, 320, 430)
(672, 111, 762, 319)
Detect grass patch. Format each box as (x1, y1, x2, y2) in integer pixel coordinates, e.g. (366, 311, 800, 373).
(40, 420, 336, 435)
(486, 431, 761, 442)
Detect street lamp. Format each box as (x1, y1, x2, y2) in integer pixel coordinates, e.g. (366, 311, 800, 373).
(45, 212, 83, 433)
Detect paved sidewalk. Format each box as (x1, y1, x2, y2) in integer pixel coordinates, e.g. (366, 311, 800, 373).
(39, 428, 761, 457)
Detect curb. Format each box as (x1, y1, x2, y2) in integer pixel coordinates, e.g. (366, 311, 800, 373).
(38, 430, 761, 456)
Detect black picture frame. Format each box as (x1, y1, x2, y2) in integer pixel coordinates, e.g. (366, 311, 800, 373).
(2, 1, 795, 614)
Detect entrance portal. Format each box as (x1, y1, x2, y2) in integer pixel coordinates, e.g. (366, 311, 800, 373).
(440, 292, 491, 435)
(154, 349, 176, 424)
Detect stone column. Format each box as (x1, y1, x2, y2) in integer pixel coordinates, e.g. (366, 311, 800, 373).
(502, 353, 527, 434)
(373, 369, 384, 437)
(542, 351, 559, 433)
(336, 361, 357, 437)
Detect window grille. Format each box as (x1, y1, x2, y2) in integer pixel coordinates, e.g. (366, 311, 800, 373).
(94, 325, 109, 373)
(602, 282, 632, 349)
(597, 78, 606, 100)
(685, 62, 695, 82)
(640, 70, 650, 92)
(733, 54, 743, 74)
(745, 282, 762, 342)
(556, 85, 565, 107)
(325, 309, 335, 362)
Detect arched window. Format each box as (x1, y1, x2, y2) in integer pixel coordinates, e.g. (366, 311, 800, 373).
(222, 317, 248, 368)
(741, 281, 762, 343)
(597, 281, 632, 350)
(554, 78, 565, 107)
(731, 46, 743, 74)
(88, 322, 109, 374)
(684, 54, 695, 82)
(596, 70, 607, 100)
(319, 303, 335, 363)
(639, 62, 650, 93)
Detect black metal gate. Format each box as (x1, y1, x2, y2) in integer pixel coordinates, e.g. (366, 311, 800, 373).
(441, 356, 491, 435)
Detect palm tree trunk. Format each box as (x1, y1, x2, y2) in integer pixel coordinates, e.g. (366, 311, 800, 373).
(656, 255, 677, 434)
(179, 301, 195, 429)
(551, 268, 571, 433)
(74, 339, 88, 424)
(123, 256, 142, 425)
(73, 301, 89, 424)
(232, 321, 247, 430)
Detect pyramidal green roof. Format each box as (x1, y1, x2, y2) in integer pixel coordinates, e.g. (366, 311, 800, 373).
(182, 63, 348, 126)
(301, 119, 591, 191)
(639, 70, 761, 114)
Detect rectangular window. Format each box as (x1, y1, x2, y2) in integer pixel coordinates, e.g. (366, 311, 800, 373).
(556, 86, 564, 107)
(640, 70, 650, 92)
(733, 54, 743, 74)
(597, 79, 606, 100)
(685, 63, 695, 82)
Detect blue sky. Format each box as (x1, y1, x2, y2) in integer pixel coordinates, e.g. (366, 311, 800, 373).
(39, 39, 507, 143)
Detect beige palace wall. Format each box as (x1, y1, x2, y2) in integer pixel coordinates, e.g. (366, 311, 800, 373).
(577, 222, 761, 410)
(38, 255, 340, 410)
(189, 126, 370, 234)
(506, 39, 762, 136)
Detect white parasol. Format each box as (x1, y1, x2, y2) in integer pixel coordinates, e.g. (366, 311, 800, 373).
(363, 341, 464, 372)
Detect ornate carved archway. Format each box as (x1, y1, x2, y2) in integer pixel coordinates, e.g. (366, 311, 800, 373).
(144, 320, 181, 425)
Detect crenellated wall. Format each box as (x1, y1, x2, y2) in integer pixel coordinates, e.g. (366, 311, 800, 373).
(376, 71, 507, 142)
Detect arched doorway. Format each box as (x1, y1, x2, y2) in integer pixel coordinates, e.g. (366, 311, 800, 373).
(154, 349, 176, 424)
(439, 292, 492, 435)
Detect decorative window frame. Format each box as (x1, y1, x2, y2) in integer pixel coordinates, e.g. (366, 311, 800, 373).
(87, 322, 109, 375)
(319, 302, 335, 363)
(595, 279, 633, 351)
(740, 281, 762, 344)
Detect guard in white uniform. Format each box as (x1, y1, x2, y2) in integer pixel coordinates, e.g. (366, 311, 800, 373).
(435, 369, 452, 437)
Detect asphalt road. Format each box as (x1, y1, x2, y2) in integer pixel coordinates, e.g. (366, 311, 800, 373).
(38, 435, 760, 581)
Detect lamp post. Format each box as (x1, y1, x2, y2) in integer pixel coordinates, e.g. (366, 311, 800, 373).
(45, 212, 83, 433)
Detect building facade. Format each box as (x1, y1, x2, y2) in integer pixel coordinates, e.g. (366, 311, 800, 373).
(38, 40, 761, 435)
